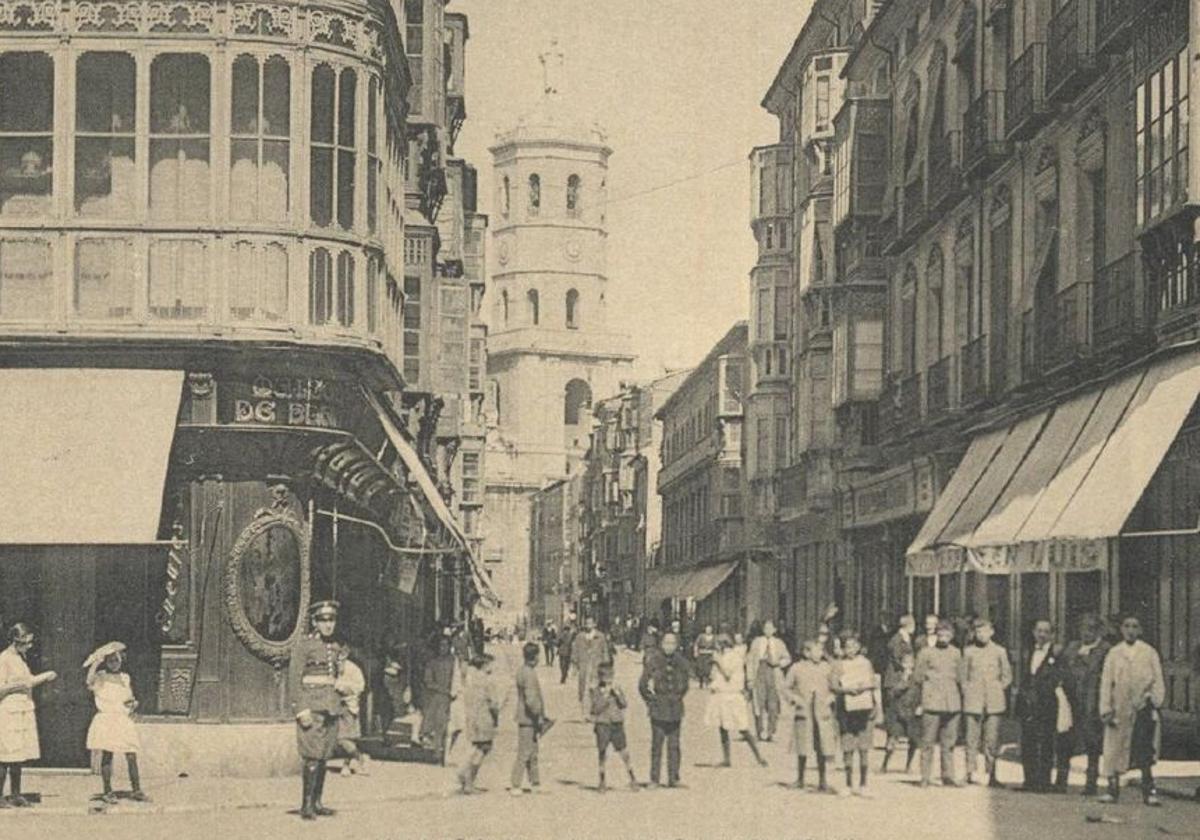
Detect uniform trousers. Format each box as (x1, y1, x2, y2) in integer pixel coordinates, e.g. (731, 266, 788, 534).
(920, 712, 960, 783)
(649, 719, 681, 785)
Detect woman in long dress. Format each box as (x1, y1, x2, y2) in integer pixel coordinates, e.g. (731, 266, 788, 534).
(704, 635, 767, 768)
(0, 623, 56, 808)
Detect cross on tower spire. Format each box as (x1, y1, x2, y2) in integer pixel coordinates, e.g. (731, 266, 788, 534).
(539, 39, 565, 96)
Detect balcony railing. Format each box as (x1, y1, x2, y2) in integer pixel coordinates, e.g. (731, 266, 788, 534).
(1006, 44, 1050, 141)
(963, 92, 1008, 175)
(1023, 283, 1093, 379)
(1093, 253, 1144, 348)
(1096, 0, 1137, 55)
(902, 173, 926, 237)
(960, 334, 989, 407)
(927, 130, 963, 212)
(1048, 0, 1098, 102)
(926, 356, 954, 421)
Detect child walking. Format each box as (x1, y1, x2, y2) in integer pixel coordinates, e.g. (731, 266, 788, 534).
(590, 662, 638, 792)
(784, 639, 840, 793)
(832, 631, 881, 797)
(84, 642, 147, 804)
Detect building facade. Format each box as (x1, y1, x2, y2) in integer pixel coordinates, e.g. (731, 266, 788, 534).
(578, 370, 687, 627)
(482, 45, 634, 629)
(651, 324, 753, 632)
(528, 474, 581, 629)
(0, 0, 493, 776)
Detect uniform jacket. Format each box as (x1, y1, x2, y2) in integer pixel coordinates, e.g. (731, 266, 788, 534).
(961, 641, 1013, 715)
(883, 631, 915, 690)
(914, 643, 963, 713)
(1017, 643, 1065, 722)
(288, 635, 343, 717)
(513, 664, 545, 726)
(463, 668, 503, 743)
(638, 650, 690, 721)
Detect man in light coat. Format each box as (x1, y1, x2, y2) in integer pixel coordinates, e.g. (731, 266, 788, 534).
(961, 618, 1011, 787)
(914, 620, 964, 788)
(1097, 614, 1165, 806)
(571, 617, 610, 719)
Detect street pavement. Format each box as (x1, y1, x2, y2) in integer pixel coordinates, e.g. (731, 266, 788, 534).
(8, 645, 1200, 839)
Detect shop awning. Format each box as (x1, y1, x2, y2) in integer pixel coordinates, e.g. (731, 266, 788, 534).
(646, 561, 738, 602)
(0, 369, 183, 544)
(907, 346, 1200, 574)
(907, 427, 1006, 557)
(362, 389, 499, 608)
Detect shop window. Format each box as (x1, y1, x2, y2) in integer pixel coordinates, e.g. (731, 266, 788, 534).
(564, 378, 591, 425)
(149, 54, 211, 220)
(528, 173, 540, 216)
(0, 52, 53, 216)
(527, 288, 539, 325)
(74, 238, 134, 320)
(310, 65, 356, 230)
(308, 247, 333, 325)
(230, 240, 288, 322)
(75, 52, 136, 217)
(230, 54, 290, 222)
(566, 288, 579, 328)
(566, 173, 580, 217)
(0, 238, 51, 319)
(335, 250, 355, 327)
(148, 238, 208, 320)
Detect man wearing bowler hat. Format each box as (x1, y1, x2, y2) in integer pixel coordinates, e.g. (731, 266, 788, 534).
(289, 600, 344, 820)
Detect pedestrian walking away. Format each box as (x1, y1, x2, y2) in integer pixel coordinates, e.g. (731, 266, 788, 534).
(590, 662, 639, 792)
(287, 601, 344, 820)
(83, 641, 147, 804)
(703, 634, 767, 769)
(558, 623, 576, 685)
(1097, 614, 1165, 806)
(639, 632, 689, 788)
(457, 653, 503, 795)
(543, 623, 558, 667)
(961, 619, 1011, 788)
(832, 631, 881, 797)
(510, 642, 547, 796)
(784, 638, 840, 793)
(914, 620, 964, 788)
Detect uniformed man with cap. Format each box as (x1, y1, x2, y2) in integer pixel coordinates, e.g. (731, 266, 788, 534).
(288, 600, 343, 820)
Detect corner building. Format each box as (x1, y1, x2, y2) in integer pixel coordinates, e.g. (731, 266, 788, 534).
(0, 0, 494, 776)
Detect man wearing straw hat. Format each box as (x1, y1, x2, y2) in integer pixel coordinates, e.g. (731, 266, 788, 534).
(288, 600, 344, 820)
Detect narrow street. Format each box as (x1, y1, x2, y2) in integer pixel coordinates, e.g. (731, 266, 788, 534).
(9, 647, 1200, 840)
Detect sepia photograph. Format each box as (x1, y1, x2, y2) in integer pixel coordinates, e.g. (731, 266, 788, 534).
(0, 0, 1199, 837)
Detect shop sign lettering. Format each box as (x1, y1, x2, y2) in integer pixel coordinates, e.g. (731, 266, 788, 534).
(220, 375, 343, 429)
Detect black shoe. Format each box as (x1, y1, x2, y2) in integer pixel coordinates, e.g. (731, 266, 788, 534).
(313, 804, 336, 817)
(989, 779, 1006, 790)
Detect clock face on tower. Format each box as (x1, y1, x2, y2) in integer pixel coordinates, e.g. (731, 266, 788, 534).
(563, 237, 582, 262)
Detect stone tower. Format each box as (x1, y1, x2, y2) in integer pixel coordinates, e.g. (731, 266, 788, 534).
(481, 43, 635, 627)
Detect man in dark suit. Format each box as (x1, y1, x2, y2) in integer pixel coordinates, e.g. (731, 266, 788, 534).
(1017, 619, 1066, 792)
(1059, 614, 1111, 795)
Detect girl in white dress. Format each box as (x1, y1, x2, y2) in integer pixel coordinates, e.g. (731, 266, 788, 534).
(0, 623, 56, 808)
(84, 643, 147, 804)
(704, 635, 768, 768)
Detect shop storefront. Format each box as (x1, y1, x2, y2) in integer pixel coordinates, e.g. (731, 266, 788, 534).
(0, 363, 495, 775)
(645, 560, 742, 631)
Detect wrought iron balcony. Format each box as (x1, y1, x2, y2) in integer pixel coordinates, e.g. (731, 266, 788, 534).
(960, 334, 989, 408)
(1092, 253, 1145, 349)
(1048, 0, 1098, 103)
(963, 92, 1009, 176)
(927, 130, 963, 213)
(1006, 44, 1051, 141)
(926, 356, 954, 421)
(1024, 283, 1093, 380)
(902, 173, 926, 238)
(1096, 0, 1137, 55)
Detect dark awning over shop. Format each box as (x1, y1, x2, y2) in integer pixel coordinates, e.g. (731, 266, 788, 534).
(907, 347, 1200, 576)
(646, 560, 739, 603)
(0, 369, 183, 544)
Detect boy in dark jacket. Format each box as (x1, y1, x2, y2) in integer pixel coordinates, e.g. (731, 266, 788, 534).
(638, 632, 690, 788)
(590, 662, 638, 792)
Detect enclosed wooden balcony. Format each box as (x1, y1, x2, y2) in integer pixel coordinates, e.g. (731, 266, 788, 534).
(1006, 44, 1051, 141)
(901, 173, 926, 238)
(963, 92, 1009, 176)
(925, 355, 954, 422)
(1092, 252, 1145, 349)
(1022, 282, 1093, 380)
(927, 130, 964, 213)
(1048, 0, 1098, 103)
(1096, 0, 1138, 55)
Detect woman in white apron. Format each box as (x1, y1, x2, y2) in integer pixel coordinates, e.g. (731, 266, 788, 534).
(0, 623, 57, 807)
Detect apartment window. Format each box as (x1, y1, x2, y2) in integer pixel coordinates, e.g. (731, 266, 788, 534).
(756, 418, 770, 472)
(0, 238, 51, 319)
(308, 247, 333, 325)
(1135, 47, 1188, 227)
(567, 173, 581, 217)
(815, 74, 831, 133)
(310, 65, 356, 229)
(566, 288, 579, 328)
(148, 239, 207, 320)
(335, 250, 355, 327)
(438, 285, 467, 387)
(901, 263, 918, 374)
(366, 253, 380, 333)
(230, 240, 288, 322)
(404, 0, 423, 115)
(0, 52, 53, 216)
(403, 275, 421, 381)
(74, 238, 134, 320)
(926, 247, 944, 362)
(774, 416, 788, 466)
(75, 52, 135, 216)
(230, 54, 290, 222)
(468, 336, 484, 390)
(774, 284, 790, 340)
(528, 173, 540, 216)
(527, 288, 539, 325)
(367, 76, 381, 235)
(149, 54, 211, 219)
(461, 452, 480, 504)
(755, 287, 771, 341)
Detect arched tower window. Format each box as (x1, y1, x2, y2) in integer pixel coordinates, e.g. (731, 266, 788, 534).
(527, 288, 539, 325)
(501, 175, 510, 217)
(564, 378, 592, 425)
(566, 288, 579, 328)
(566, 174, 581, 217)
(501, 288, 509, 323)
(528, 173, 540, 216)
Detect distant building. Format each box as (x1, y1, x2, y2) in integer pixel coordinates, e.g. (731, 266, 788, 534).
(529, 475, 582, 629)
(482, 44, 634, 628)
(651, 324, 754, 631)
